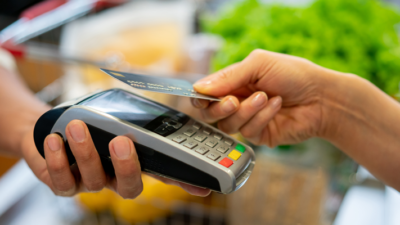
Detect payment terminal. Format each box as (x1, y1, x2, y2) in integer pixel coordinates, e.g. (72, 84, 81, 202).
(34, 89, 256, 194)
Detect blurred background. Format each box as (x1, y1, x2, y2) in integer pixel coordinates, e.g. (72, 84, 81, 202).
(0, 0, 400, 224)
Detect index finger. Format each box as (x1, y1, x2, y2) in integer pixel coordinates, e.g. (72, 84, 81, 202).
(193, 59, 254, 97)
(193, 50, 281, 97)
(21, 130, 53, 188)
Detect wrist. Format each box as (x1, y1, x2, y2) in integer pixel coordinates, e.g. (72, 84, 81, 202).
(316, 68, 368, 142)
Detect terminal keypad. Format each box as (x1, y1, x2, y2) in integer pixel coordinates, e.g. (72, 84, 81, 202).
(170, 122, 246, 167)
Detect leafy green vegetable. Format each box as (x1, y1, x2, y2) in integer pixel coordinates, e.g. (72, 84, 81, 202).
(202, 0, 400, 95)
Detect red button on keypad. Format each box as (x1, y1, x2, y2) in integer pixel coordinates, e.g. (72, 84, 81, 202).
(219, 157, 233, 168)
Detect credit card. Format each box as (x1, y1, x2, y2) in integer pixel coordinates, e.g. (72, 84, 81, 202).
(100, 68, 221, 101)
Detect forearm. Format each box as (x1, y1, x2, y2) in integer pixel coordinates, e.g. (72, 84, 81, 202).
(0, 67, 50, 157)
(320, 69, 400, 190)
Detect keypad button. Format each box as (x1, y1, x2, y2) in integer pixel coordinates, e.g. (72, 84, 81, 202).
(228, 150, 242, 161)
(205, 139, 218, 148)
(219, 158, 233, 168)
(183, 141, 198, 149)
(203, 128, 213, 135)
(193, 123, 202, 130)
(235, 143, 246, 153)
(214, 133, 223, 140)
(207, 152, 221, 161)
(216, 146, 229, 154)
(224, 139, 234, 146)
(194, 134, 207, 142)
(195, 146, 209, 155)
(183, 128, 196, 137)
(172, 135, 186, 144)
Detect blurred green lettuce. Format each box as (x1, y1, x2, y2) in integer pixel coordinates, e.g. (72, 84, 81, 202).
(202, 0, 400, 95)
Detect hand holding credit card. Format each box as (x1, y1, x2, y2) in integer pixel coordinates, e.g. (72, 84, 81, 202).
(101, 68, 221, 101)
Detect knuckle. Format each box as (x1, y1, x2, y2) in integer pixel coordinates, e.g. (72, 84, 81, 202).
(75, 148, 97, 163)
(217, 64, 237, 82)
(249, 49, 266, 58)
(48, 162, 66, 175)
(240, 127, 255, 139)
(219, 68, 231, 80)
(85, 179, 106, 192)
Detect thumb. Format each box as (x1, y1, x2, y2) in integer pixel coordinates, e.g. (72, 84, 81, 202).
(193, 61, 255, 97)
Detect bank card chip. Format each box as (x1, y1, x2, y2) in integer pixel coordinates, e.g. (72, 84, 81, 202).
(101, 68, 221, 101)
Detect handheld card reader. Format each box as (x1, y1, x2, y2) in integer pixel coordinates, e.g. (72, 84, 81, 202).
(34, 89, 255, 194)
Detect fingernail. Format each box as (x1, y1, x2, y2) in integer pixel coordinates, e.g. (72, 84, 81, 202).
(47, 135, 61, 151)
(68, 122, 86, 143)
(251, 92, 267, 107)
(271, 96, 282, 108)
(113, 137, 131, 160)
(193, 98, 203, 108)
(221, 98, 237, 113)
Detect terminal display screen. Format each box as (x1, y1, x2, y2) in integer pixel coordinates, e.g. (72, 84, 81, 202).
(80, 90, 169, 128)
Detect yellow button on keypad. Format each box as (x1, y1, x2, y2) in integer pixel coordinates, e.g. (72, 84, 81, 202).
(228, 150, 242, 161)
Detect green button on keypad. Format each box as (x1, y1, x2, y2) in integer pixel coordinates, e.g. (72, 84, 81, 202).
(235, 143, 246, 153)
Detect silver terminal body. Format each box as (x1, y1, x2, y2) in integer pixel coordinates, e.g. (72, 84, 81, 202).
(35, 88, 257, 194)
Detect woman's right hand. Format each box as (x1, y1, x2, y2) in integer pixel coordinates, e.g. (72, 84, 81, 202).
(192, 49, 400, 193)
(191, 49, 336, 147)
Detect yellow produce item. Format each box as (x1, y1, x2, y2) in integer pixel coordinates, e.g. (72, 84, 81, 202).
(78, 188, 115, 213)
(78, 174, 190, 223)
